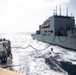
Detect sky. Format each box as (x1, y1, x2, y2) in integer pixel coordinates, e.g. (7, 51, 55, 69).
(0, 0, 76, 33)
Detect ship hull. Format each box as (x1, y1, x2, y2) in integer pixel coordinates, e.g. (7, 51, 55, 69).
(32, 34, 76, 50)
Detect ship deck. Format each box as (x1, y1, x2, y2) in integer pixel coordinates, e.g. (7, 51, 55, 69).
(0, 67, 23, 75)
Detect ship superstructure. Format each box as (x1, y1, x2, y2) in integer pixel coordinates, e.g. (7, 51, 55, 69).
(31, 8, 76, 50)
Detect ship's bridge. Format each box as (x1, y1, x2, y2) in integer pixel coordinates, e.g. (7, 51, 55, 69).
(35, 14, 75, 36)
(53, 15, 75, 36)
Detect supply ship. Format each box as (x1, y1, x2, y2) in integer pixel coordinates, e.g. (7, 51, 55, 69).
(31, 7, 76, 50)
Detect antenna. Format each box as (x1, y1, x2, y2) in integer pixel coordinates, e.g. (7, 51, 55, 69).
(56, 6, 57, 15)
(60, 5, 61, 16)
(71, 13, 73, 17)
(53, 9, 55, 15)
(66, 7, 68, 16)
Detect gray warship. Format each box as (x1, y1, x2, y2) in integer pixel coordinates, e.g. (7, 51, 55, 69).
(31, 7, 76, 50)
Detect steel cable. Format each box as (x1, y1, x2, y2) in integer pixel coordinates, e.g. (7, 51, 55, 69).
(58, 36, 67, 43)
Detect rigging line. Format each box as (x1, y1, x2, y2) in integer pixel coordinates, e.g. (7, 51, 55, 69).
(58, 36, 67, 43)
(12, 44, 50, 51)
(1, 65, 21, 68)
(29, 44, 50, 51)
(11, 36, 56, 51)
(50, 35, 56, 44)
(11, 45, 30, 49)
(29, 36, 56, 51)
(17, 45, 30, 49)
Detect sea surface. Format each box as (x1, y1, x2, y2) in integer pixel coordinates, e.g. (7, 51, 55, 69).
(1, 33, 76, 75)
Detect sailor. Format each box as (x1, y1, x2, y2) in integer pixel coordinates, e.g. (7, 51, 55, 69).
(50, 48, 55, 57)
(51, 48, 54, 53)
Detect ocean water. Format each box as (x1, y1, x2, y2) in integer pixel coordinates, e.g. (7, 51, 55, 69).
(1, 33, 76, 75)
